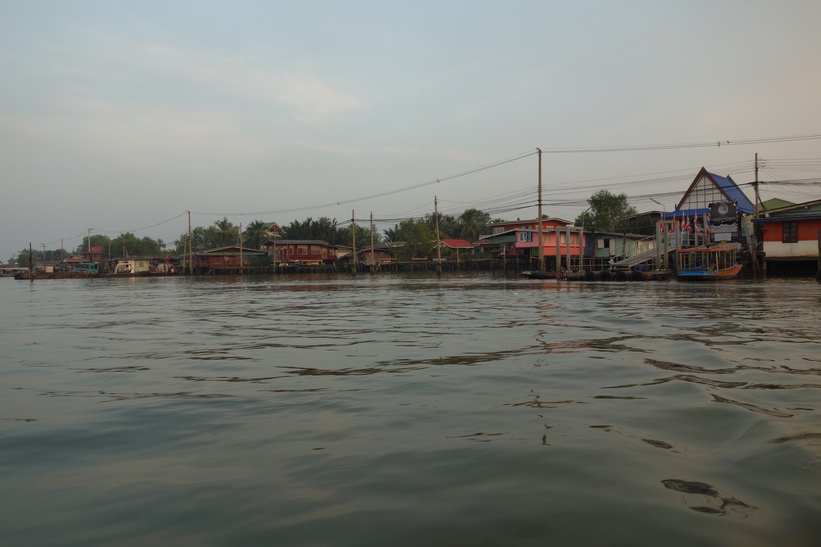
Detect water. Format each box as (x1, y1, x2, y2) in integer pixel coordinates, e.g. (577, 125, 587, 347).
(1, 273, 820, 546)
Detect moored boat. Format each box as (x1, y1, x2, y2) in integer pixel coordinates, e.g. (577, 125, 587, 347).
(677, 243, 743, 281)
(14, 263, 100, 280)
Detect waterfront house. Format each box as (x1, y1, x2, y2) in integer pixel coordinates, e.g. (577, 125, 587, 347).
(436, 239, 474, 261)
(481, 218, 586, 269)
(262, 239, 338, 266)
(665, 167, 755, 244)
(752, 198, 821, 275)
(194, 246, 270, 274)
(585, 231, 655, 269)
(354, 245, 395, 266)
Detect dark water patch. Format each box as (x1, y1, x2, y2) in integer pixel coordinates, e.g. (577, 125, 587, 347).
(645, 357, 737, 375)
(83, 366, 151, 373)
(178, 375, 281, 383)
(643, 438, 673, 449)
(768, 432, 821, 444)
(710, 394, 794, 417)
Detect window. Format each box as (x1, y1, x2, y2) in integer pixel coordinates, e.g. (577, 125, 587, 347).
(519, 232, 533, 242)
(782, 221, 798, 243)
(297, 245, 308, 255)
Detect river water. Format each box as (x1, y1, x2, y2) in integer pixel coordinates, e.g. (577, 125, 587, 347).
(1, 273, 820, 546)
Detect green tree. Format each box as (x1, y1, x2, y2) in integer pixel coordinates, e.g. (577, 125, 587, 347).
(75, 234, 111, 254)
(385, 218, 435, 259)
(109, 233, 162, 257)
(457, 208, 492, 242)
(243, 220, 271, 250)
(339, 222, 379, 248)
(574, 190, 638, 232)
(281, 217, 342, 243)
(214, 217, 240, 247)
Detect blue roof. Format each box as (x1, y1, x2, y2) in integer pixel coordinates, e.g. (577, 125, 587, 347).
(672, 168, 755, 217)
(709, 172, 754, 213)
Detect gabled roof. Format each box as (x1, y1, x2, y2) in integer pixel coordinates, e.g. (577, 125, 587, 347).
(199, 246, 267, 255)
(438, 239, 474, 249)
(753, 198, 821, 222)
(675, 167, 754, 214)
(758, 198, 795, 212)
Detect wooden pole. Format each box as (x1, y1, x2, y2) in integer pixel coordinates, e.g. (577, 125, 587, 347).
(187, 210, 193, 275)
(434, 196, 442, 275)
(351, 210, 358, 274)
(370, 212, 375, 273)
(537, 148, 545, 272)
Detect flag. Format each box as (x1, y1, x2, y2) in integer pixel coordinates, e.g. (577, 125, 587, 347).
(693, 215, 700, 233)
(704, 213, 711, 233)
(681, 214, 690, 232)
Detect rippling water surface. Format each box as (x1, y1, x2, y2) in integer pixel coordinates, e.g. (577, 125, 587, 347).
(2, 273, 820, 546)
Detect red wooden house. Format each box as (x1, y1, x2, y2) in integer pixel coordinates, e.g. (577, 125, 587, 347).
(262, 239, 338, 266)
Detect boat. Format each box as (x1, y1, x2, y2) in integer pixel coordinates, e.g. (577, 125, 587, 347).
(14, 263, 100, 280)
(677, 243, 743, 281)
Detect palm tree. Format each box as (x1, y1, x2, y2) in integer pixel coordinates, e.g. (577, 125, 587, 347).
(213, 218, 238, 247)
(244, 220, 270, 250)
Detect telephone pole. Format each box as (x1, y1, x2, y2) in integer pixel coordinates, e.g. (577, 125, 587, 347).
(434, 196, 442, 275)
(351, 210, 358, 274)
(537, 148, 545, 272)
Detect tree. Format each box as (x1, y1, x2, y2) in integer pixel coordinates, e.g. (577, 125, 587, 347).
(243, 220, 271, 250)
(457, 208, 492, 242)
(109, 233, 162, 257)
(574, 190, 638, 232)
(385, 218, 435, 259)
(339, 222, 379, 248)
(75, 234, 111, 254)
(281, 217, 342, 243)
(213, 218, 239, 247)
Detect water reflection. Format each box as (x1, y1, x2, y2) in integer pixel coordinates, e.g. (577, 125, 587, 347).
(1, 275, 820, 545)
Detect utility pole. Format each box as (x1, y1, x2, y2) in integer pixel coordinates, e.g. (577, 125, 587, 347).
(434, 196, 442, 275)
(187, 210, 193, 275)
(61, 239, 64, 262)
(370, 212, 375, 273)
(754, 153, 761, 219)
(87, 228, 92, 255)
(239, 222, 243, 274)
(537, 148, 545, 272)
(351, 210, 358, 274)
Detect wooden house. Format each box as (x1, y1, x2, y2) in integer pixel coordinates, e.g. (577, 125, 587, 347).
(752, 199, 821, 274)
(194, 246, 270, 274)
(355, 245, 395, 266)
(262, 239, 338, 266)
(436, 239, 474, 261)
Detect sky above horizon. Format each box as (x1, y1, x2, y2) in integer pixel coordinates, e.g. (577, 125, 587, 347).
(2, 0, 821, 260)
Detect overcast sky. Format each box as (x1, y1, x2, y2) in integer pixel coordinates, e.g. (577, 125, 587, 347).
(2, 0, 821, 260)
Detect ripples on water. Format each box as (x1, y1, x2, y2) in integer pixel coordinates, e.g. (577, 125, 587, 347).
(1, 274, 820, 546)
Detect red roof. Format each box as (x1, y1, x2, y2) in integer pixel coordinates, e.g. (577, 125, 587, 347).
(439, 239, 474, 249)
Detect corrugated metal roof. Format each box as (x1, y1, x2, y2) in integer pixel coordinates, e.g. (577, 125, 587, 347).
(439, 239, 474, 249)
(709, 172, 755, 213)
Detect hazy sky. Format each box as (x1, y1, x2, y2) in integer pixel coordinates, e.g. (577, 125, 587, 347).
(2, 0, 821, 260)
